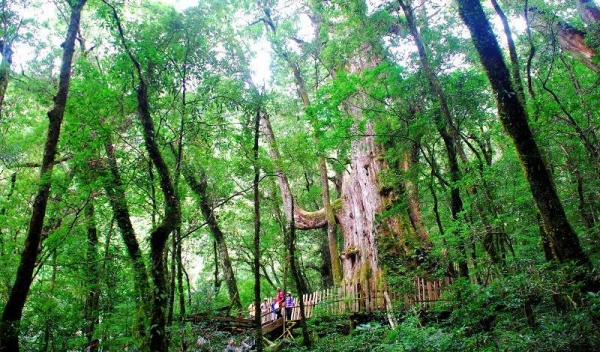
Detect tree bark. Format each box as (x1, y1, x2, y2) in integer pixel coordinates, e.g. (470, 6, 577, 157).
(555, 22, 598, 72)
(337, 118, 383, 281)
(103, 138, 151, 330)
(182, 165, 242, 309)
(167, 230, 177, 326)
(261, 10, 343, 283)
(176, 232, 187, 350)
(106, 2, 182, 348)
(530, 7, 599, 72)
(457, 0, 593, 272)
(83, 198, 100, 344)
(399, 0, 467, 277)
(577, 0, 600, 24)
(137, 76, 181, 352)
(0, 1, 86, 350)
(288, 201, 311, 348)
(260, 113, 329, 229)
(252, 108, 264, 352)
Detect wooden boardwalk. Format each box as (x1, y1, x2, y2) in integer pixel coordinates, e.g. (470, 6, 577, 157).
(188, 276, 454, 336)
(253, 276, 454, 325)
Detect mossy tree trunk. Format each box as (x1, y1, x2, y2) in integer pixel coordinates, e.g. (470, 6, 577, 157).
(107, 3, 182, 349)
(182, 165, 242, 310)
(457, 0, 597, 291)
(399, 0, 468, 277)
(0, 1, 87, 350)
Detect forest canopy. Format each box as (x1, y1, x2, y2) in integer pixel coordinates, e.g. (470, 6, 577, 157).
(0, 0, 599, 351)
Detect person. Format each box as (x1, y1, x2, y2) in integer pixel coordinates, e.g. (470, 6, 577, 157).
(247, 300, 255, 318)
(271, 298, 281, 319)
(86, 338, 99, 352)
(275, 287, 284, 306)
(284, 292, 294, 321)
(260, 298, 269, 323)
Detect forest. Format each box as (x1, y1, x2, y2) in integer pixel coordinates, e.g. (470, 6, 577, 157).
(0, 0, 599, 351)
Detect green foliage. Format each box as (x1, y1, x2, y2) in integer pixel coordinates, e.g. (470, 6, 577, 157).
(2, 0, 600, 350)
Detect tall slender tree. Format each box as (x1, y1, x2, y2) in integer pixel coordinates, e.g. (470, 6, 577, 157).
(398, 0, 468, 277)
(104, 2, 182, 349)
(0, 1, 87, 350)
(456, 0, 597, 291)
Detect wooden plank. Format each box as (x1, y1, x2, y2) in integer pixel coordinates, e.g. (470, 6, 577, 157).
(308, 292, 312, 317)
(427, 280, 432, 308)
(384, 291, 397, 328)
(421, 277, 426, 307)
(338, 286, 343, 314)
(261, 318, 284, 334)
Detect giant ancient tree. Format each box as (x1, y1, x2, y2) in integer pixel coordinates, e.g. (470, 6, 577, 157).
(259, 1, 431, 285)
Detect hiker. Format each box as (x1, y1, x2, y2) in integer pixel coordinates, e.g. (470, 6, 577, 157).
(247, 300, 255, 318)
(260, 298, 270, 323)
(271, 298, 281, 319)
(275, 287, 284, 306)
(284, 292, 294, 320)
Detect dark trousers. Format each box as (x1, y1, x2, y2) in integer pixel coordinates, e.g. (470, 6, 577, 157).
(285, 307, 292, 320)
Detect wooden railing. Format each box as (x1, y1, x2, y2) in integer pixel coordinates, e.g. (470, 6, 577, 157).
(252, 276, 454, 325)
(402, 276, 454, 307)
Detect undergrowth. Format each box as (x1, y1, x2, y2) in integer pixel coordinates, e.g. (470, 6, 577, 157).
(283, 272, 600, 351)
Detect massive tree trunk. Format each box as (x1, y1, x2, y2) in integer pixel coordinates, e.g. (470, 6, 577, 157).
(261, 105, 390, 284)
(261, 43, 424, 285)
(182, 165, 242, 310)
(336, 119, 384, 282)
(0, 2, 87, 350)
(457, 0, 596, 287)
